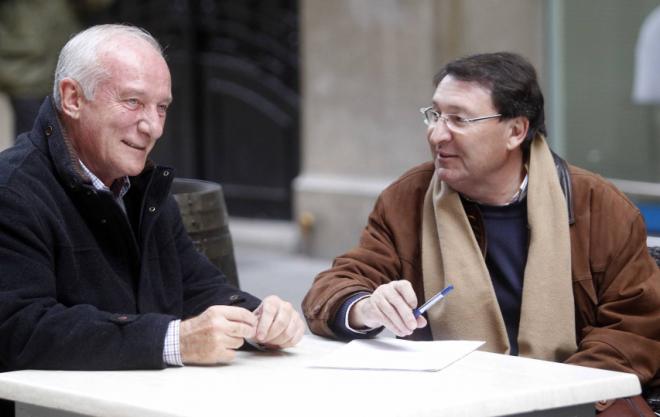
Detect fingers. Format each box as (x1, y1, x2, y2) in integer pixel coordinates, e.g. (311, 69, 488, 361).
(179, 296, 305, 364)
(393, 280, 418, 310)
(221, 305, 259, 327)
(361, 281, 422, 337)
(259, 318, 305, 349)
(226, 321, 257, 342)
(390, 281, 420, 330)
(371, 294, 410, 336)
(254, 295, 305, 349)
(179, 305, 257, 365)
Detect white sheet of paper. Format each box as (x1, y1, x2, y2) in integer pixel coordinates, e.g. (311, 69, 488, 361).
(311, 338, 485, 371)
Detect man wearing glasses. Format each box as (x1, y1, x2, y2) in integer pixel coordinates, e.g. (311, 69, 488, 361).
(302, 52, 660, 415)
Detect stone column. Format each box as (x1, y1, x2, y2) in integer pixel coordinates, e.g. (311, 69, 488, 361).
(295, 0, 435, 257)
(0, 93, 14, 151)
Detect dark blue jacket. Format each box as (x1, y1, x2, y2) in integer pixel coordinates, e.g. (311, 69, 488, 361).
(0, 99, 260, 371)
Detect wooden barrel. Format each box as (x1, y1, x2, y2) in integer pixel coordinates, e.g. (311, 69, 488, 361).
(171, 178, 240, 288)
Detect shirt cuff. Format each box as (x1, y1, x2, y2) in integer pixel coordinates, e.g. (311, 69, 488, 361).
(331, 292, 383, 339)
(163, 319, 183, 367)
(344, 293, 374, 333)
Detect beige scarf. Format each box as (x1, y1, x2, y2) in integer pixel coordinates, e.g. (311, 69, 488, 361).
(421, 135, 576, 361)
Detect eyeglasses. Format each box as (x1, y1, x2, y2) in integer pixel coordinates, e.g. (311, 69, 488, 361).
(419, 107, 502, 132)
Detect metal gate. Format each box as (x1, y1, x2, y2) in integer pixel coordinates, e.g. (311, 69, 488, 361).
(96, 0, 300, 219)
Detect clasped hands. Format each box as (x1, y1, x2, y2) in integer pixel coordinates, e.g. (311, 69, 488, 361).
(179, 295, 305, 364)
(349, 280, 428, 337)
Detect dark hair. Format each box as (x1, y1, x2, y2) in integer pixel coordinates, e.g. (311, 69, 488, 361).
(433, 52, 546, 145)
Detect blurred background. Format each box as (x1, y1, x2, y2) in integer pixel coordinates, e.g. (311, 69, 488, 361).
(2, 0, 660, 315)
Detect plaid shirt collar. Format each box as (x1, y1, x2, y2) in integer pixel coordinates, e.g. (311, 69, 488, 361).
(78, 160, 131, 200)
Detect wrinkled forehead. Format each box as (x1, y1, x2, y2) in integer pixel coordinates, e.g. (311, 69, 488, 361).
(88, 45, 171, 108)
(99, 37, 170, 82)
(98, 35, 166, 66)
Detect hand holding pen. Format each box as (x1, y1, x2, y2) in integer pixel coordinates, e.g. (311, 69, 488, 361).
(413, 285, 454, 318)
(348, 281, 453, 337)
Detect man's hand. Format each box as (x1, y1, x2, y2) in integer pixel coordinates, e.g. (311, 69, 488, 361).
(349, 281, 427, 337)
(180, 305, 257, 365)
(253, 295, 305, 349)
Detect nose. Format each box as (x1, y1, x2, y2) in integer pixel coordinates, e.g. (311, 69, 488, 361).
(427, 119, 451, 146)
(138, 106, 164, 139)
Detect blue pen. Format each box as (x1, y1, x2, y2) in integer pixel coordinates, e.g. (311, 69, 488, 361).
(413, 284, 454, 318)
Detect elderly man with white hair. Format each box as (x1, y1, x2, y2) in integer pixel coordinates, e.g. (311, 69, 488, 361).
(0, 23, 304, 383)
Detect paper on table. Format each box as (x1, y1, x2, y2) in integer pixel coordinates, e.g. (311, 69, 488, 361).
(311, 338, 484, 371)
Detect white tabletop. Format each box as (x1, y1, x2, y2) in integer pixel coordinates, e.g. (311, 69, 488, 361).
(0, 335, 641, 417)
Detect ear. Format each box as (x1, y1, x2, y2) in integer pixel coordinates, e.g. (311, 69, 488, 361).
(505, 117, 529, 150)
(58, 78, 85, 119)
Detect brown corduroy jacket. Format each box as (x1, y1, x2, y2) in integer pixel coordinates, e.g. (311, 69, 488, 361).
(303, 161, 660, 388)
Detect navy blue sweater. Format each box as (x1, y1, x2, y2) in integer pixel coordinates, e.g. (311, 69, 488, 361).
(479, 200, 528, 356)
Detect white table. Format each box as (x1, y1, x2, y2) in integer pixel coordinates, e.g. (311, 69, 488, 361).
(0, 336, 640, 417)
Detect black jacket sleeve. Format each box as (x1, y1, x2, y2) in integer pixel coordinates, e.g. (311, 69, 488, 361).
(167, 195, 261, 318)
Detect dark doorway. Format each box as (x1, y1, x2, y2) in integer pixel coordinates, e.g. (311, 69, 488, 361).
(96, 0, 299, 219)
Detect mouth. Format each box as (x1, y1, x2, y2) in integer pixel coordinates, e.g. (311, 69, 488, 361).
(122, 139, 147, 151)
(436, 151, 456, 159)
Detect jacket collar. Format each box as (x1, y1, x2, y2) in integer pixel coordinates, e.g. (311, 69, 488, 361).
(551, 151, 575, 225)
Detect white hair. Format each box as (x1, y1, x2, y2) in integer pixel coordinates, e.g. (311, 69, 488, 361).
(53, 24, 164, 110)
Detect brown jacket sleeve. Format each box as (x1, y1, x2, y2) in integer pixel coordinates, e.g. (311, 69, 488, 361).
(302, 194, 402, 337)
(302, 163, 434, 338)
